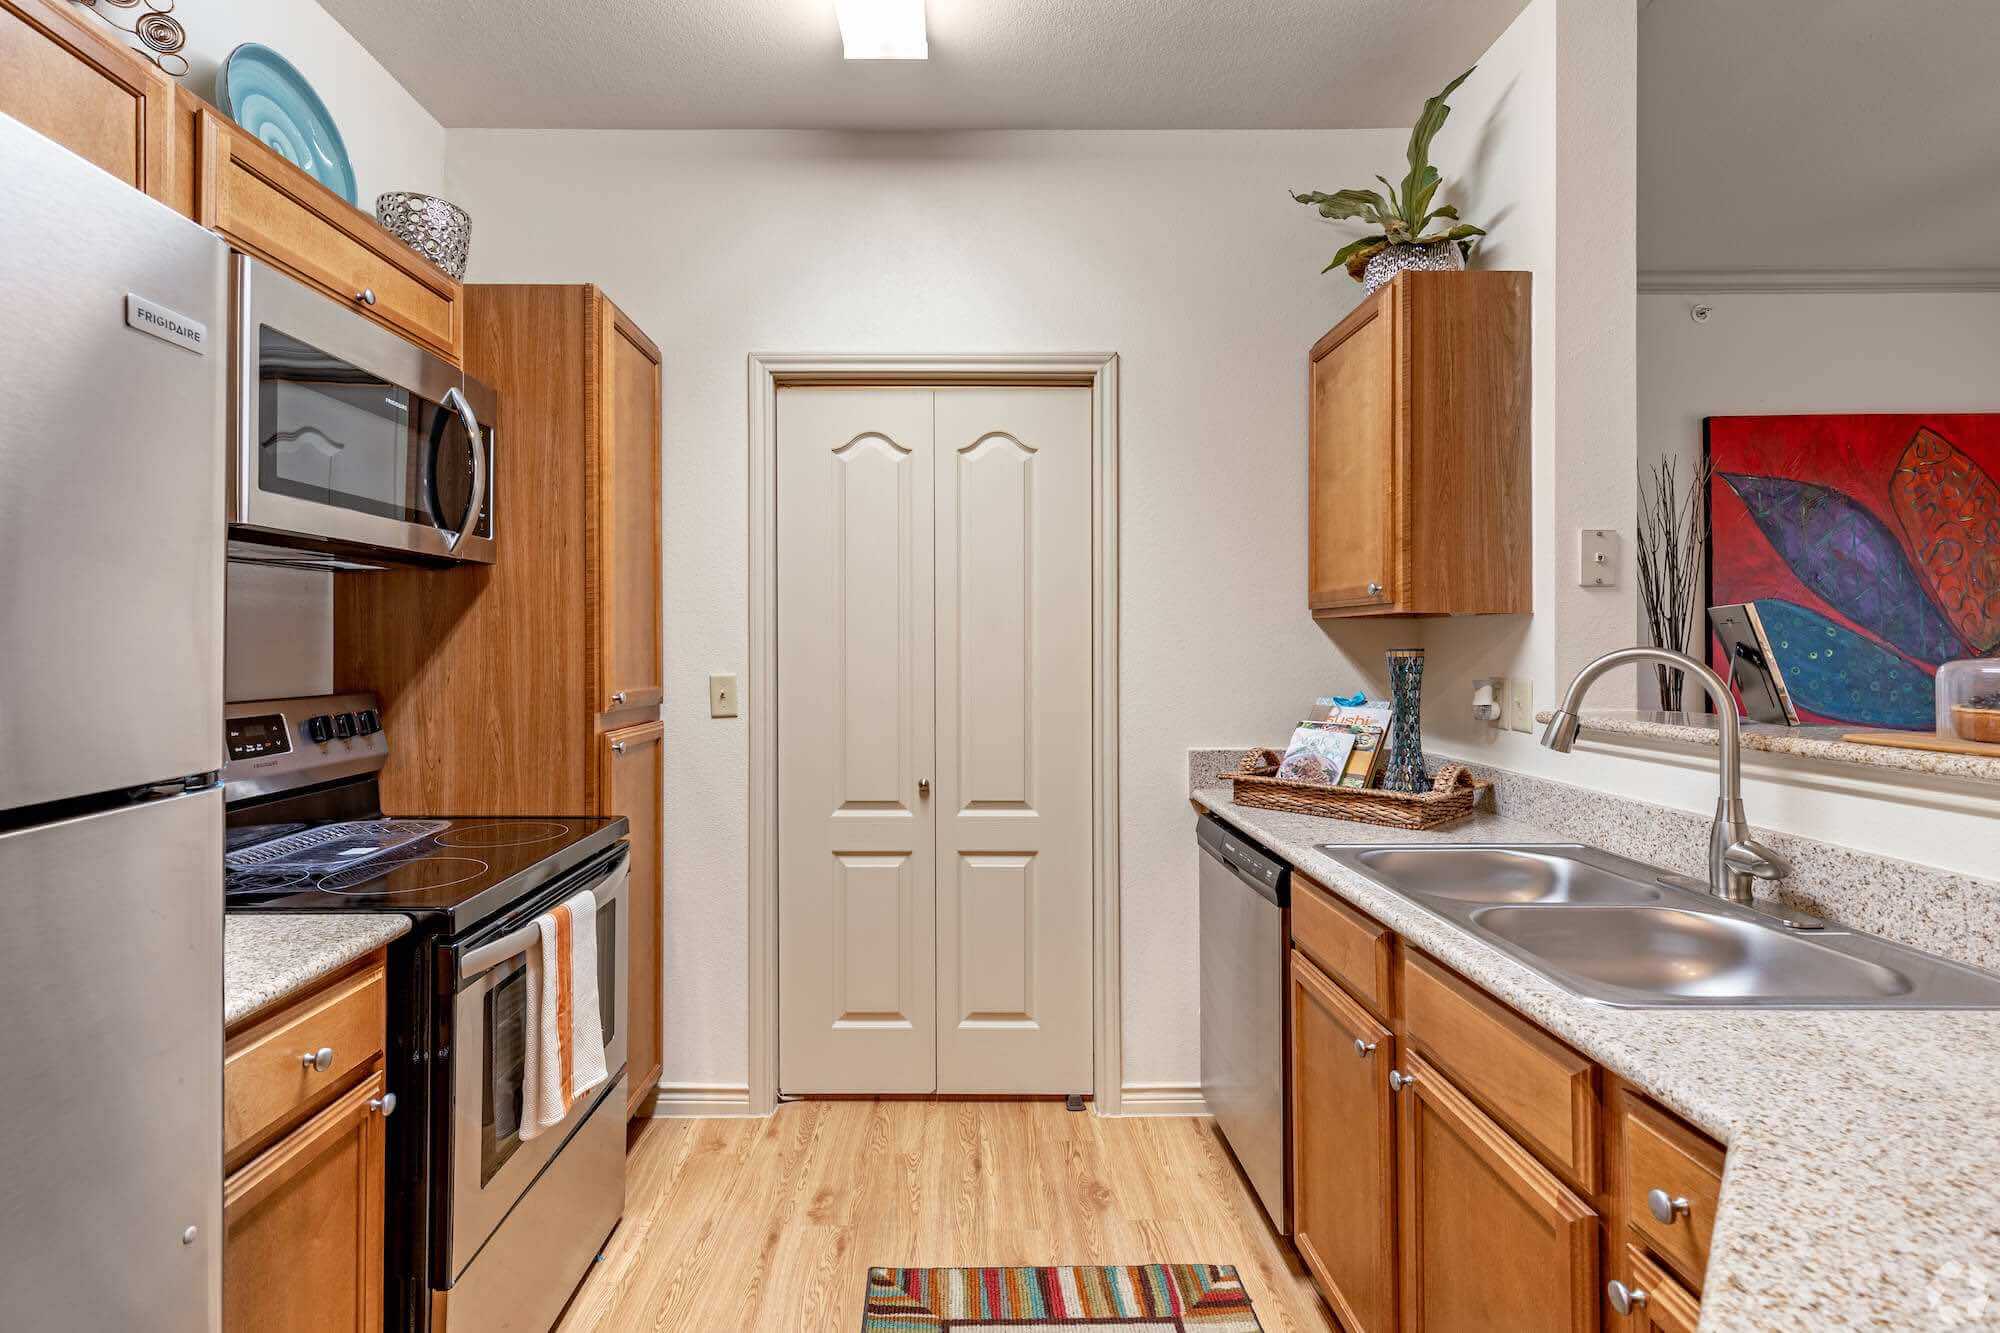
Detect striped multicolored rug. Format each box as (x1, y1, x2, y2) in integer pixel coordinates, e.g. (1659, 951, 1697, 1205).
(861, 1264, 1263, 1329)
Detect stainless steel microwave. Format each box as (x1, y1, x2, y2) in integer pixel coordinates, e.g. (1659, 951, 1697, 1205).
(228, 255, 496, 567)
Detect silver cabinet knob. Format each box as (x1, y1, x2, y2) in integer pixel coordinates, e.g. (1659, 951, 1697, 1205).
(1353, 1038, 1377, 1058)
(1647, 1188, 1690, 1224)
(369, 1092, 397, 1117)
(611, 690, 627, 705)
(300, 1046, 335, 1073)
(1388, 1069, 1415, 1092)
(1366, 581, 1384, 597)
(354, 288, 377, 306)
(611, 740, 627, 753)
(1606, 1280, 1648, 1316)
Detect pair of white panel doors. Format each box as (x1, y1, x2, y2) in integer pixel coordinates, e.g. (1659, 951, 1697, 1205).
(777, 385, 1095, 1095)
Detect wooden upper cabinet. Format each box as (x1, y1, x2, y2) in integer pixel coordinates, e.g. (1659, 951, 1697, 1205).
(604, 721, 664, 1118)
(1308, 270, 1530, 618)
(224, 1070, 387, 1333)
(1, 0, 176, 201)
(193, 106, 462, 362)
(1397, 1052, 1599, 1333)
(1291, 951, 1397, 1333)
(594, 295, 664, 720)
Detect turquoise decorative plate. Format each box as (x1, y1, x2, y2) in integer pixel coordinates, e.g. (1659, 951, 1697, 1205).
(216, 43, 356, 206)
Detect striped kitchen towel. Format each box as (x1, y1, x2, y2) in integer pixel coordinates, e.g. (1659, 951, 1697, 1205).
(520, 887, 609, 1140)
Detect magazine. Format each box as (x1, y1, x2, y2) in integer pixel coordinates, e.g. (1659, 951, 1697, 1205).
(1275, 721, 1358, 786)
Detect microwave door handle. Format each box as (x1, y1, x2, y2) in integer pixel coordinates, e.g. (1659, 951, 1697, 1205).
(441, 385, 485, 553)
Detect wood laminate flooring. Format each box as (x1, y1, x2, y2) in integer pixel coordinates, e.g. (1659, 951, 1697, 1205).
(556, 1100, 1335, 1332)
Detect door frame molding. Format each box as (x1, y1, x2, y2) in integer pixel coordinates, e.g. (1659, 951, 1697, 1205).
(746, 353, 1122, 1115)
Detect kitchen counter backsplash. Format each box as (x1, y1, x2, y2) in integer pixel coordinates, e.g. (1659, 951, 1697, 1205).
(1188, 748, 2000, 975)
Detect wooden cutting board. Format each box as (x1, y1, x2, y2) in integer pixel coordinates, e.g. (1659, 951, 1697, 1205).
(1841, 730, 2000, 758)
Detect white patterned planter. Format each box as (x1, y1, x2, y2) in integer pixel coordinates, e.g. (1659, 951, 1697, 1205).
(1361, 241, 1465, 294)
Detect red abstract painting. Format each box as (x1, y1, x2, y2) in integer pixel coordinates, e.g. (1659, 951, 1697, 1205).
(1706, 413, 2000, 729)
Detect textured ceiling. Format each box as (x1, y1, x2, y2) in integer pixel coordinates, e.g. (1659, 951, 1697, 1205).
(1640, 0, 2000, 275)
(316, 0, 1530, 130)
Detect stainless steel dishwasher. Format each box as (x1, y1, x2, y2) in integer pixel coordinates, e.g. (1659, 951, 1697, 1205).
(1197, 813, 1291, 1233)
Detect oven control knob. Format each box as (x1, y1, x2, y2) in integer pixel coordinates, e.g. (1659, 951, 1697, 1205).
(305, 714, 334, 744)
(354, 708, 380, 736)
(332, 712, 356, 741)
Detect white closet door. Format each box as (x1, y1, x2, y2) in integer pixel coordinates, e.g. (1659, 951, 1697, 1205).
(932, 387, 1094, 1094)
(777, 388, 937, 1093)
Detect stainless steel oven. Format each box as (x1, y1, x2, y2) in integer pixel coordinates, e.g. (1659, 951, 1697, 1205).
(229, 254, 496, 566)
(441, 846, 629, 1325)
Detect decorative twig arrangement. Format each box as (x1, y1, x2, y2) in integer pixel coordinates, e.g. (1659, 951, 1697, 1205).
(1636, 456, 1712, 710)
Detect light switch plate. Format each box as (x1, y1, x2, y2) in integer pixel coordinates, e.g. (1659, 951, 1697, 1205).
(709, 673, 739, 718)
(1506, 678, 1535, 733)
(1579, 528, 1621, 588)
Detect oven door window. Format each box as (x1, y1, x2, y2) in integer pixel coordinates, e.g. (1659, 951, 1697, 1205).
(481, 965, 527, 1187)
(256, 326, 485, 534)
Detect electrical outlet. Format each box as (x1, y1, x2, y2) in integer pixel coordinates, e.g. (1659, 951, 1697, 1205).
(1473, 677, 1504, 723)
(709, 673, 739, 718)
(1507, 678, 1535, 733)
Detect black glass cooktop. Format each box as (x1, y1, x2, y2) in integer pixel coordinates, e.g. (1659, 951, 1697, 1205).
(225, 814, 628, 934)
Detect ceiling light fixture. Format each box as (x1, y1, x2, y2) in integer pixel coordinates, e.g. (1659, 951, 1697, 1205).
(835, 0, 928, 60)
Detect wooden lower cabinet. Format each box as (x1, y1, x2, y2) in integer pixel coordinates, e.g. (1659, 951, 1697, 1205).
(1291, 950, 1397, 1333)
(605, 721, 665, 1118)
(1396, 1052, 1599, 1331)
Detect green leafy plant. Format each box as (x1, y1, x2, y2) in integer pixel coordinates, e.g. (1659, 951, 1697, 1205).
(1292, 67, 1488, 281)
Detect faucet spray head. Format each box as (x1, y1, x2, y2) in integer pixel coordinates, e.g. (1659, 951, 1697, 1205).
(1541, 710, 1581, 752)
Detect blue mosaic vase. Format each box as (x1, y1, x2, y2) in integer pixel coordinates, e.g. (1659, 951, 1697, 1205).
(1381, 648, 1431, 793)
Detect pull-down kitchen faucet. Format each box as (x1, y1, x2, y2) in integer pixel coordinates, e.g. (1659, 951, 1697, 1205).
(1541, 646, 1788, 904)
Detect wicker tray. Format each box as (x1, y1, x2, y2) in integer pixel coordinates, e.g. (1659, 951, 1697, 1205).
(1221, 749, 1489, 830)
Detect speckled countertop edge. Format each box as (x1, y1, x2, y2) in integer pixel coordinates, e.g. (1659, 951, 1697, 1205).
(224, 914, 411, 1027)
(1188, 782, 2000, 1331)
(1540, 708, 2000, 784)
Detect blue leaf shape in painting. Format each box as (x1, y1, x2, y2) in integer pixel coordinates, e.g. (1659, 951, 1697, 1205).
(1754, 599, 1935, 729)
(1720, 473, 1968, 665)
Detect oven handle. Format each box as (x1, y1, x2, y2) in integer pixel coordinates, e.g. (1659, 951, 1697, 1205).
(456, 854, 629, 980)
(440, 385, 487, 553)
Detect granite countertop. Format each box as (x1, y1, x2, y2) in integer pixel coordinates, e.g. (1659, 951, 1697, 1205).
(1190, 783, 2000, 1332)
(1540, 708, 2000, 784)
(224, 914, 411, 1028)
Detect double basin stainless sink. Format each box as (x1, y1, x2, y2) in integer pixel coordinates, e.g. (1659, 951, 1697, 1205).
(1315, 843, 2000, 1008)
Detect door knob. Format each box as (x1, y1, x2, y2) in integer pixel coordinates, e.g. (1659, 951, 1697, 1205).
(1646, 1188, 1690, 1224)
(1606, 1280, 1648, 1315)
(369, 1093, 397, 1117)
(918, 778, 931, 798)
(1353, 1038, 1377, 1058)
(300, 1046, 335, 1073)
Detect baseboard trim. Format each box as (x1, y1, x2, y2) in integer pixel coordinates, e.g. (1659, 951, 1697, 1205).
(1115, 1081, 1211, 1117)
(650, 1081, 760, 1118)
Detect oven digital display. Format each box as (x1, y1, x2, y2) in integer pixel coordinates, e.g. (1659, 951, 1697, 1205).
(225, 714, 293, 761)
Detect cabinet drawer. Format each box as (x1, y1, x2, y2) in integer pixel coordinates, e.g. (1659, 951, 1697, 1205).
(225, 961, 386, 1160)
(1617, 1245, 1702, 1333)
(1290, 873, 1394, 1019)
(197, 109, 461, 361)
(1617, 1093, 1723, 1290)
(1401, 950, 1598, 1190)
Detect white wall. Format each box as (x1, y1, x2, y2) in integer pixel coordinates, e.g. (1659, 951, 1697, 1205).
(444, 126, 1416, 1094)
(81, 0, 446, 204)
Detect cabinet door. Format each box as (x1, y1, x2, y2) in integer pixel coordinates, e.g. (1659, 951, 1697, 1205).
(1308, 287, 1400, 612)
(595, 295, 664, 719)
(0, 0, 175, 203)
(1397, 1053, 1598, 1332)
(603, 721, 664, 1118)
(224, 1071, 387, 1333)
(1291, 951, 1397, 1333)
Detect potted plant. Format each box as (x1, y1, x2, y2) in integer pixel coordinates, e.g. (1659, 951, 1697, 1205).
(1292, 67, 1488, 293)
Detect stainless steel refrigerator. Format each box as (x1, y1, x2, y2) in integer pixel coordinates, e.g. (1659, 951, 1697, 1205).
(0, 112, 227, 1331)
